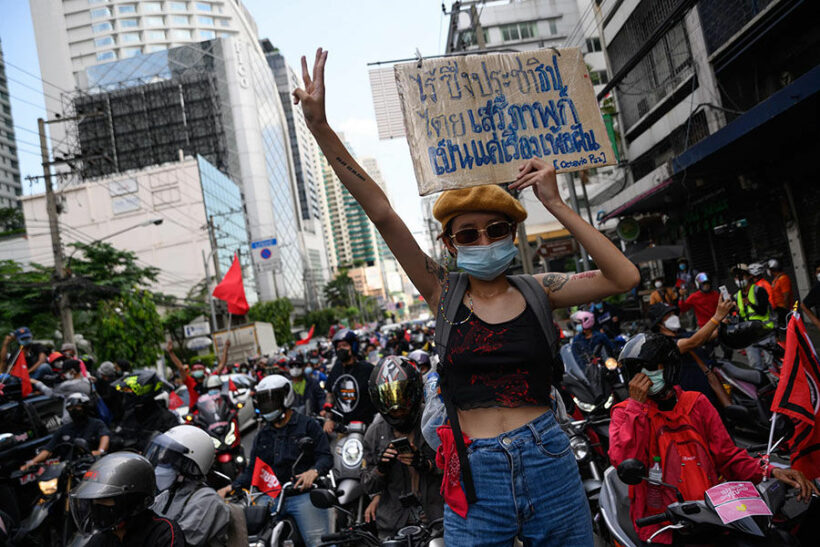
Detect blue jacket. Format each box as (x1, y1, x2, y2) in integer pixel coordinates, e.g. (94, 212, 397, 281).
(571, 332, 615, 365)
(234, 411, 332, 490)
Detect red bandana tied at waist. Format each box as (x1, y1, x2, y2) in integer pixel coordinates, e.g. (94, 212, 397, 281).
(435, 425, 472, 518)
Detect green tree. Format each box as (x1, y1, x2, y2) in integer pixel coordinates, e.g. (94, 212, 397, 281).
(248, 298, 294, 346)
(323, 270, 355, 308)
(0, 207, 24, 235)
(95, 289, 163, 368)
(298, 307, 343, 337)
(0, 260, 59, 336)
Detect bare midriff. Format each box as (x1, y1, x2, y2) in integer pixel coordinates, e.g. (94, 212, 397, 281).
(457, 405, 551, 439)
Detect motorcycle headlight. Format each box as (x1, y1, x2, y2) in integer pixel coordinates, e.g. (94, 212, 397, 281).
(604, 393, 615, 409)
(341, 438, 363, 468)
(569, 436, 590, 463)
(39, 477, 58, 495)
(605, 358, 619, 371)
(225, 422, 237, 446)
(572, 396, 597, 413)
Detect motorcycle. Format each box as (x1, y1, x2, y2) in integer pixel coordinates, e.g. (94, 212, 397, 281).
(185, 393, 245, 479)
(10, 438, 96, 546)
(310, 488, 444, 547)
(326, 409, 367, 526)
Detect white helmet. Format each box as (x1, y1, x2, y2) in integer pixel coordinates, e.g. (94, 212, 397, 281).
(748, 262, 766, 277)
(204, 375, 222, 390)
(254, 375, 294, 422)
(145, 425, 215, 478)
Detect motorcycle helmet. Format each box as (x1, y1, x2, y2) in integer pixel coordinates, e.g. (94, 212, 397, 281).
(368, 356, 423, 434)
(145, 425, 215, 482)
(332, 328, 359, 356)
(204, 375, 222, 392)
(748, 262, 766, 277)
(618, 333, 681, 397)
(767, 258, 781, 271)
(98, 361, 118, 380)
(69, 452, 155, 534)
(407, 349, 432, 373)
(694, 272, 710, 290)
(253, 375, 294, 422)
(114, 370, 164, 403)
(66, 392, 93, 422)
(718, 321, 774, 349)
(571, 310, 596, 330)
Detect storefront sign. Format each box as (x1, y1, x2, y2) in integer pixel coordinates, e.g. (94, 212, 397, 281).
(395, 48, 615, 195)
(537, 238, 577, 259)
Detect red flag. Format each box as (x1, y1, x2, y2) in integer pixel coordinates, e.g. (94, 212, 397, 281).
(212, 253, 249, 315)
(250, 457, 282, 497)
(10, 350, 32, 397)
(294, 325, 315, 346)
(771, 314, 820, 478)
(184, 375, 199, 408)
(228, 377, 237, 392)
(168, 390, 185, 410)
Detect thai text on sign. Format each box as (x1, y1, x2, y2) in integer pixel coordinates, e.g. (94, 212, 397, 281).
(395, 48, 615, 195)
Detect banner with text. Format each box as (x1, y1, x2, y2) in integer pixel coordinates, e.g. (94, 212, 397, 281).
(395, 48, 615, 195)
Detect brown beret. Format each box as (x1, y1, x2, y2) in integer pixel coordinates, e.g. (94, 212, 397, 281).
(432, 184, 527, 230)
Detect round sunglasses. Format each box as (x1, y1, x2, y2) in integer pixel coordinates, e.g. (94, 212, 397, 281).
(449, 221, 514, 245)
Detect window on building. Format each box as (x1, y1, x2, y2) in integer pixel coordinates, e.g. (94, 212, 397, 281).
(96, 50, 116, 61)
(548, 18, 559, 35)
(145, 44, 167, 53)
(94, 36, 114, 46)
(198, 16, 214, 25)
(170, 29, 192, 40)
(219, 18, 230, 27)
(195, 2, 212, 12)
(589, 70, 609, 85)
(169, 1, 187, 10)
(146, 30, 166, 40)
(120, 32, 140, 43)
(219, 32, 232, 38)
(88, 0, 109, 4)
(500, 22, 537, 42)
(586, 37, 602, 52)
(144, 16, 164, 26)
(90, 7, 111, 18)
(141, 2, 162, 12)
(121, 47, 142, 57)
(199, 29, 216, 39)
(118, 4, 136, 14)
(171, 15, 189, 24)
(119, 18, 138, 28)
(459, 28, 489, 47)
(92, 22, 113, 32)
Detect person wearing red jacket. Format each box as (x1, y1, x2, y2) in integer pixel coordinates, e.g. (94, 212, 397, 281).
(677, 272, 719, 328)
(609, 333, 815, 544)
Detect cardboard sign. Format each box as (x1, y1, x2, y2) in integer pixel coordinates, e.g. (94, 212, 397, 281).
(395, 48, 615, 196)
(705, 481, 772, 525)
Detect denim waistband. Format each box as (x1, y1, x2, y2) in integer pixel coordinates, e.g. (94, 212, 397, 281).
(468, 409, 557, 451)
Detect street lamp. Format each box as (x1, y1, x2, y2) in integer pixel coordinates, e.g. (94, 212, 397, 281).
(96, 218, 164, 243)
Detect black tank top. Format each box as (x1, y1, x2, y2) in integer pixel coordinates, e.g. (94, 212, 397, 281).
(440, 301, 553, 410)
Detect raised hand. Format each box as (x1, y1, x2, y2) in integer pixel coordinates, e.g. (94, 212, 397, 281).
(628, 372, 652, 403)
(508, 158, 563, 208)
(292, 48, 329, 132)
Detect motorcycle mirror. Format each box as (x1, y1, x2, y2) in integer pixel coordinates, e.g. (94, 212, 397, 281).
(297, 436, 315, 454)
(309, 488, 338, 509)
(772, 414, 794, 442)
(718, 321, 774, 349)
(724, 405, 751, 422)
(617, 458, 647, 485)
(73, 438, 91, 452)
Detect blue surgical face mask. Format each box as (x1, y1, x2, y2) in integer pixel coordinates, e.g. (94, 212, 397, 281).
(455, 237, 518, 281)
(208, 389, 220, 396)
(155, 464, 178, 491)
(640, 368, 666, 396)
(304, 366, 313, 376)
(595, 303, 604, 311)
(679, 263, 687, 271)
(574, 324, 583, 333)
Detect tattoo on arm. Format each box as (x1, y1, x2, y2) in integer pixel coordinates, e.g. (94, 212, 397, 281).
(425, 256, 448, 285)
(335, 156, 366, 182)
(542, 272, 570, 292)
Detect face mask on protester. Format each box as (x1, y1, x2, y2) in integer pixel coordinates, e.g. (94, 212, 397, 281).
(679, 263, 687, 271)
(736, 278, 748, 288)
(208, 389, 220, 396)
(640, 368, 666, 396)
(368, 350, 380, 363)
(304, 366, 313, 376)
(336, 348, 351, 363)
(455, 237, 518, 281)
(595, 303, 604, 311)
(68, 407, 87, 422)
(663, 315, 681, 332)
(654, 281, 664, 289)
(290, 367, 303, 377)
(155, 464, 178, 491)
(574, 324, 583, 333)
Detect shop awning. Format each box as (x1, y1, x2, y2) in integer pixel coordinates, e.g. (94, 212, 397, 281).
(600, 63, 820, 222)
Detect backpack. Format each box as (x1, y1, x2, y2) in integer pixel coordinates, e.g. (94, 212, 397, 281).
(647, 391, 718, 501)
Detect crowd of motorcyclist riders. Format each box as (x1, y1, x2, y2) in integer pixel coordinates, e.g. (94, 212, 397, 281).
(1, 256, 819, 546)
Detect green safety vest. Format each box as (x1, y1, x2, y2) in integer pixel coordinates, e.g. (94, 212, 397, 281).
(736, 285, 773, 328)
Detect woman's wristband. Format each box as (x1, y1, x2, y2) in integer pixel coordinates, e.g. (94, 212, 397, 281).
(709, 317, 721, 327)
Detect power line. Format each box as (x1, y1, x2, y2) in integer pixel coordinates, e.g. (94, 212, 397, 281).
(4, 74, 64, 105)
(2, 58, 71, 94)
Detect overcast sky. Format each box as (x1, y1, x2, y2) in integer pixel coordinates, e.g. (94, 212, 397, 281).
(1, 0, 449, 251)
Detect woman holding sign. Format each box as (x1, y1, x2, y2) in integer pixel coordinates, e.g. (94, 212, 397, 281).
(294, 48, 639, 546)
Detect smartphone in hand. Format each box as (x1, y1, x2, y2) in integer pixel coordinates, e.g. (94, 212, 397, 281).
(719, 285, 731, 301)
(390, 437, 413, 454)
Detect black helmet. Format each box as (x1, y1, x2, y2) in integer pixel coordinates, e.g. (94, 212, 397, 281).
(718, 321, 774, 349)
(66, 392, 94, 422)
(69, 452, 155, 534)
(618, 333, 681, 394)
(114, 370, 164, 401)
(407, 349, 431, 372)
(332, 328, 359, 355)
(368, 356, 423, 433)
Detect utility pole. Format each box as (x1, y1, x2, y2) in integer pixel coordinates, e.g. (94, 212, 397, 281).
(39, 117, 74, 344)
(469, 4, 486, 50)
(202, 249, 218, 333)
(565, 173, 590, 271)
(207, 215, 222, 280)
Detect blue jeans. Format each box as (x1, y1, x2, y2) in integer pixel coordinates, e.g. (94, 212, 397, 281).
(280, 491, 332, 547)
(444, 410, 593, 546)
(29, 365, 53, 380)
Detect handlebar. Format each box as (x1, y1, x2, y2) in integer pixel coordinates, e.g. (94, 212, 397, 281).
(636, 512, 670, 527)
(320, 532, 351, 542)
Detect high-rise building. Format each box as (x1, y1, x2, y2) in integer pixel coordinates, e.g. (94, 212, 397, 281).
(0, 39, 22, 209)
(263, 40, 330, 310)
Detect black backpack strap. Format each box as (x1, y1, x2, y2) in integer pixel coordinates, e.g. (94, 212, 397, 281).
(507, 275, 562, 383)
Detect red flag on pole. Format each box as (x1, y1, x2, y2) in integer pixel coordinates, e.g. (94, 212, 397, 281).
(771, 313, 820, 478)
(10, 350, 32, 397)
(212, 253, 249, 316)
(294, 325, 316, 346)
(250, 457, 282, 497)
